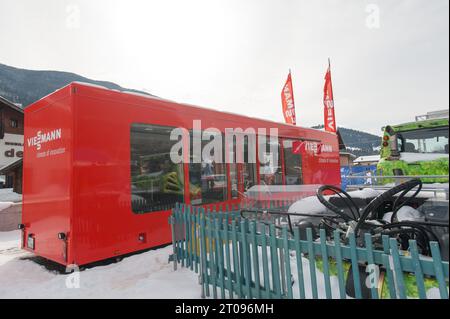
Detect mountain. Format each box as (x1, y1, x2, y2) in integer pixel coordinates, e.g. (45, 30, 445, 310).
(0, 63, 152, 107)
(312, 125, 381, 157)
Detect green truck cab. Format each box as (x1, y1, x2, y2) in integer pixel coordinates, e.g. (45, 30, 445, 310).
(377, 111, 449, 183)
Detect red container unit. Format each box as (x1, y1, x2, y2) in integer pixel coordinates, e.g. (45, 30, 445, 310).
(22, 82, 341, 266)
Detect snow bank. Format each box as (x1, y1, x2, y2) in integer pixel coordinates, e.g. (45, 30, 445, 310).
(0, 202, 14, 212)
(288, 188, 381, 215)
(0, 231, 201, 298)
(0, 188, 22, 203)
(0, 229, 442, 299)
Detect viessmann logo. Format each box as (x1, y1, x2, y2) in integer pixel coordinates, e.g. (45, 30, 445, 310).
(27, 129, 62, 150)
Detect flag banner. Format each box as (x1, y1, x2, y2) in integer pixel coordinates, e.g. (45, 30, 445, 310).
(292, 140, 304, 154)
(281, 72, 296, 125)
(323, 65, 336, 133)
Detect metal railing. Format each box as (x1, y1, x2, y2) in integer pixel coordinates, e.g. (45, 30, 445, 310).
(343, 175, 449, 198)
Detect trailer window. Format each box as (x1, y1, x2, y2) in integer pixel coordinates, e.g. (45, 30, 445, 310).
(259, 137, 282, 185)
(189, 131, 227, 205)
(227, 134, 257, 197)
(130, 123, 184, 213)
(228, 138, 239, 199)
(242, 135, 257, 191)
(283, 139, 303, 185)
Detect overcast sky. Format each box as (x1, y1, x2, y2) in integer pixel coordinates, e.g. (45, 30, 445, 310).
(0, 0, 448, 134)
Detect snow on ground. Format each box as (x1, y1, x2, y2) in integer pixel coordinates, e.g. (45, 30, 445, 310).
(288, 188, 381, 215)
(0, 202, 14, 212)
(0, 230, 442, 299)
(0, 188, 22, 203)
(0, 230, 341, 299)
(0, 231, 201, 298)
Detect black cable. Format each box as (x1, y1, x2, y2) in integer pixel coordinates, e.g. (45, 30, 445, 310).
(390, 181, 423, 223)
(354, 179, 422, 236)
(316, 185, 360, 221)
(377, 228, 429, 254)
(380, 221, 439, 242)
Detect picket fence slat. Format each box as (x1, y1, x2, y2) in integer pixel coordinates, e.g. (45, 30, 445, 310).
(389, 238, 407, 299)
(409, 239, 427, 299)
(364, 233, 379, 299)
(282, 227, 293, 299)
(261, 224, 271, 299)
(250, 222, 262, 299)
(430, 242, 449, 299)
(382, 235, 397, 299)
(333, 230, 346, 299)
(231, 219, 242, 298)
(293, 228, 306, 299)
(319, 229, 332, 299)
(306, 228, 319, 299)
(269, 224, 282, 299)
(349, 234, 362, 299)
(222, 219, 233, 299)
(214, 218, 225, 299)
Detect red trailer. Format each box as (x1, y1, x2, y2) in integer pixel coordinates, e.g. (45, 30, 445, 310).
(22, 82, 340, 266)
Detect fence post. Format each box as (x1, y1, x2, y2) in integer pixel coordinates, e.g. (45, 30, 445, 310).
(364, 233, 379, 299)
(349, 234, 362, 299)
(293, 228, 306, 299)
(198, 213, 205, 299)
(306, 228, 318, 299)
(269, 224, 282, 299)
(240, 219, 252, 299)
(282, 227, 293, 299)
(214, 218, 226, 299)
(319, 229, 332, 299)
(261, 224, 272, 298)
(382, 235, 397, 299)
(250, 221, 261, 299)
(388, 238, 406, 299)
(223, 219, 233, 299)
(193, 210, 199, 273)
(429, 241, 449, 299)
(408, 239, 427, 299)
(231, 219, 243, 298)
(333, 230, 346, 299)
(181, 205, 187, 268)
(199, 208, 210, 297)
(207, 217, 218, 299)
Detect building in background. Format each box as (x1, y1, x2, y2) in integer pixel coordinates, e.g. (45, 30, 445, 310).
(353, 155, 381, 167)
(0, 95, 24, 192)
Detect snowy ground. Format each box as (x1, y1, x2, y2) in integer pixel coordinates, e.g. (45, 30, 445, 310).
(0, 230, 442, 299)
(0, 230, 341, 299)
(0, 188, 22, 203)
(0, 231, 201, 298)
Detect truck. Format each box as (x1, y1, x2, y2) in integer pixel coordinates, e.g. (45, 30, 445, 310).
(377, 110, 449, 183)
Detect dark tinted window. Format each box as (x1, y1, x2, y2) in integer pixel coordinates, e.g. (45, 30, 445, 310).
(228, 137, 238, 198)
(259, 137, 282, 185)
(189, 131, 227, 205)
(242, 136, 257, 191)
(397, 128, 448, 154)
(130, 123, 184, 213)
(283, 139, 303, 185)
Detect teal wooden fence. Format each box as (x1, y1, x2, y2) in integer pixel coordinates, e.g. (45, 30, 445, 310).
(169, 203, 449, 299)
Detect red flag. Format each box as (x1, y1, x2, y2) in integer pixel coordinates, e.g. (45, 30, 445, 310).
(281, 72, 296, 125)
(292, 140, 304, 154)
(323, 61, 336, 133)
